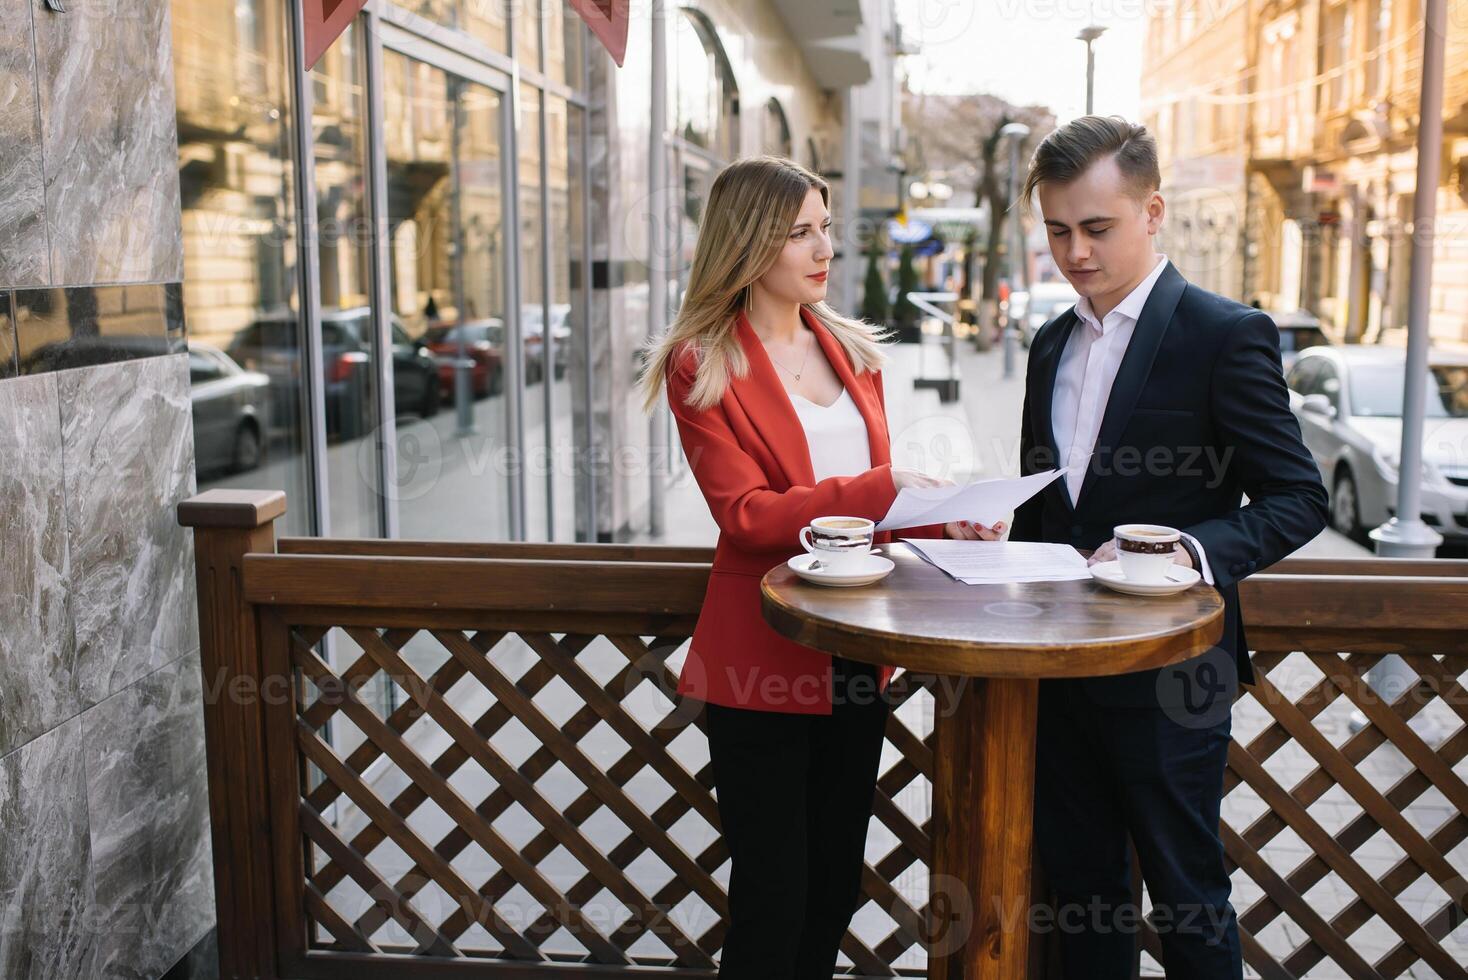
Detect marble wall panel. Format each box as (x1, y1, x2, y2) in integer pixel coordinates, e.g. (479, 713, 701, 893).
(0, 0, 49, 288)
(31, 0, 183, 284)
(0, 717, 97, 980)
(0, 371, 77, 757)
(60, 353, 198, 705)
(84, 654, 213, 980)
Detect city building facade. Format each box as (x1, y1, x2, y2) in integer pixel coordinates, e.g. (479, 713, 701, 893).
(1142, 0, 1251, 301)
(1145, 0, 1468, 345)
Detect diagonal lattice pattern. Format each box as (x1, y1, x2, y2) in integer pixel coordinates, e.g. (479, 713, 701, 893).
(269, 616, 1468, 978)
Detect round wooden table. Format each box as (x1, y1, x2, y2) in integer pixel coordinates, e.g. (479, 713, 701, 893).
(761, 543, 1224, 980)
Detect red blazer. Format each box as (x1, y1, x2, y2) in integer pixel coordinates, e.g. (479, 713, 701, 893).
(666, 308, 944, 714)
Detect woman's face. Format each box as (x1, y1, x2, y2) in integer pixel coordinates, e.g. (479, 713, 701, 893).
(753, 188, 833, 307)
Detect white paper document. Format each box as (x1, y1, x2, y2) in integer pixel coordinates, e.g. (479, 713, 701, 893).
(899, 539, 1092, 585)
(876, 468, 1065, 532)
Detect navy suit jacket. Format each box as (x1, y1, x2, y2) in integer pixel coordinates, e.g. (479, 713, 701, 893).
(1012, 263, 1329, 707)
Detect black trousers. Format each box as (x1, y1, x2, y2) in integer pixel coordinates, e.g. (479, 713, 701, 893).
(1035, 678, 1242, 980)
(705, 658, 889, 980)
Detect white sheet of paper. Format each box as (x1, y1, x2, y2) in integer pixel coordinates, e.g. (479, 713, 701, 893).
(876, 469, 1065, 531)
(900, 539, 1092, 584)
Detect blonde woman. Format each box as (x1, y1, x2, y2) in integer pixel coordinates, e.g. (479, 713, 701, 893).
(641, 156, 1000, 977)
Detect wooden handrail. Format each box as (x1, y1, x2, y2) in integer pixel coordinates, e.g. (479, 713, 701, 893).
(1269, 556, 1468, 577)
(277, 537, 717, 565)
(242, 554, 712, 612)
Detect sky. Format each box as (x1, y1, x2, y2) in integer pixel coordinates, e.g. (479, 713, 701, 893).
(896, 0, 1147, 123)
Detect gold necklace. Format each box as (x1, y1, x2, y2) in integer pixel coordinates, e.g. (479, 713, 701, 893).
(766, 329, 813, 381)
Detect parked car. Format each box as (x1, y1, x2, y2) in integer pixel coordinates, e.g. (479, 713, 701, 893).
(522, 303, 572, 382)
(1021, 281, 1080, 346)
(1266, 308, 1331, 372)
(227, 307, 439, 442)
(422, 319, 505, 398)
(1286, 346, 1468, 541)
(188, 343, 271, 476)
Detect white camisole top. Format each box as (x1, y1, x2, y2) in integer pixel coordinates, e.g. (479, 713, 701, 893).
(790, 388, 873, 483)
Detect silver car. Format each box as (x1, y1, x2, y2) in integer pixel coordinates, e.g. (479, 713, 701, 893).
(1286, 346, 1468, 541)
(1021, 281, 1081, 346)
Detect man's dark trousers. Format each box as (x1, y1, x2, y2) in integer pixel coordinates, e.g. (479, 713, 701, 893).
(1012, 263, 1328, 978)
(1036, 675, 1240, 978)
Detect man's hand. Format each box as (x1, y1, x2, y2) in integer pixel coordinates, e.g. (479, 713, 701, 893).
(1087, 541, 1195, 568)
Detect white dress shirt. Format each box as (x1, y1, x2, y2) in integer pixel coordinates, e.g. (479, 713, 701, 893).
(1051, 255, 1214, 584)
(791, 388, 872, 482)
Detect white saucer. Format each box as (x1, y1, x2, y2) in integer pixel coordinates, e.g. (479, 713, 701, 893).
(1089, 560, 1202, 596)
(788, 552, 895, 588)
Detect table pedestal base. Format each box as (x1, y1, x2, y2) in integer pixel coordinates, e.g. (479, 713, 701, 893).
(928, 676, 1040, 980)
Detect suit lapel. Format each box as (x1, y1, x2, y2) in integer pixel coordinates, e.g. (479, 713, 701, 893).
(1075, 262, 1188, 508)
(728, 311, 814, 487)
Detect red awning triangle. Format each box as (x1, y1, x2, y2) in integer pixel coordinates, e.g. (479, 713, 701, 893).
(303, 0, 368, 71)
(568, 0, 630, 67)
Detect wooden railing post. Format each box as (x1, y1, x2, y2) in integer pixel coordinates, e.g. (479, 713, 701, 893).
(178, 489, 288, 980)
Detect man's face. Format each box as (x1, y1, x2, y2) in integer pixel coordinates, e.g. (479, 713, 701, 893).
(1036, 155, 1165, 316)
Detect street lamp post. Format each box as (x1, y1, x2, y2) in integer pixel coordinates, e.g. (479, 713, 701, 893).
(1350, 0, 1447, 738)
(1371, 0, 1445, 560)
(999, 122, 1031, 380)
(1077, 25, 1107, 115)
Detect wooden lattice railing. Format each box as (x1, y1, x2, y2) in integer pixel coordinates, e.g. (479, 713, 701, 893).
(179, 490, 1468, 979)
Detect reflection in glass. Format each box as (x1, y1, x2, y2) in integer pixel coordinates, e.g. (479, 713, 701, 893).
(763, 98, 792, 158)
(313, 21, 396, 538)
(515, 0, 541, 70)
(171, 0, 311, 535)
(461, 0, 508, 53)
(400, 0, 457, 28)
(543, 0, 585, 88)
(384, 50, 510, 541)
(519, 85, 551, 539)
(545, 95, 581, 540)
(669, 11, 738, 158)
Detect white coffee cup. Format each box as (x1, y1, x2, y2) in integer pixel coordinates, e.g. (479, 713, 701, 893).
(1113, 524, 1182, 584)
(800, 516, 876, 572)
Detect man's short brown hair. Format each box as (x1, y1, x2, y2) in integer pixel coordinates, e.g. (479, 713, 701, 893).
(1021, 115, 1160, 213)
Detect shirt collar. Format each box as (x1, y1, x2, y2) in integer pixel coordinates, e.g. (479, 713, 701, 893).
(1075, 254, 1170, 334)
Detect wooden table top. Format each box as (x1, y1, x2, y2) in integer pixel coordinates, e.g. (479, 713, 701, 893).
(761, 543, 1225, 678)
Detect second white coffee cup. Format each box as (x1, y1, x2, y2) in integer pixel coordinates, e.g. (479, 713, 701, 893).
(1113, 524, 1182, 583)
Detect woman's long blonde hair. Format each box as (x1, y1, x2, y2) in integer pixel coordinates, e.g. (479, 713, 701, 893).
(640, 156, 888, 413)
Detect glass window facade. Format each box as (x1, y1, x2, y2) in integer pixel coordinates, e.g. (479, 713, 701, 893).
(172, 0, 312, 536)
(311, 22, 386, 538)
(543, 0, 584, 89)
(462, 0, 509, 53)
(763, 98, 792, 158)
(173, 0, 591, 544)
(384, 52, 512, 541)
(669, 10, 738, 158)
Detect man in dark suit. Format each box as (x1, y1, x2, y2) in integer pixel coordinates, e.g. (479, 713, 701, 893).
(1010, 116, 1328, 979)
